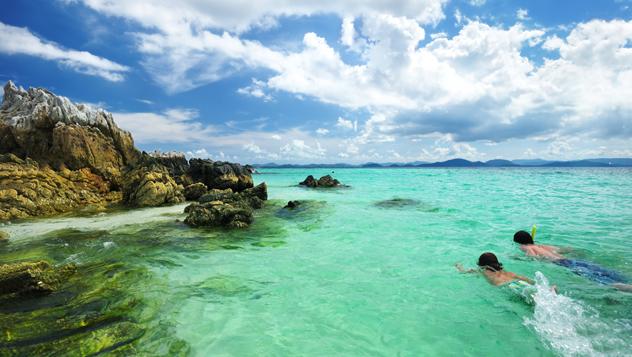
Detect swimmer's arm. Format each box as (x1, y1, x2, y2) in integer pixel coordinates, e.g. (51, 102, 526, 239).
(454, 263, 478, 274)
(513, 274, 535, 285)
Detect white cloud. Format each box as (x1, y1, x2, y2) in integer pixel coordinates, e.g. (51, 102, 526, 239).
(280, 139, 326, 159)
(0, 21, 128, 81)
(469, 0, 486, 6)
(316, 128, 329, 135)
(70, 0, 447, 92)
(516, 9, 529, 21)
(61, 2, 632, 152)
(237, 78, 273, 101)
(336, 117, 358, 131)
(113, 108, 215, 143)
(73, 0, 447, 33)
(341, 17, 356, 47)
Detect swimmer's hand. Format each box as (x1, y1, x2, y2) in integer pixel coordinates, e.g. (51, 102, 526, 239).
(455, 263, 477, 274)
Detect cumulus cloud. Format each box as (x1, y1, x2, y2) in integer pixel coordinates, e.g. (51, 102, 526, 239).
(316, 128, 329, 135)
(280, 139, 326, 159)
(336, 117, 358, 131)
(516, 9, 529, 21)
(237, 78, 273, 101)
(62, 1, 632, 155)
(469, 0, 486, 6)
(0, 21, 128, 81)
(113, 108, 216, 143)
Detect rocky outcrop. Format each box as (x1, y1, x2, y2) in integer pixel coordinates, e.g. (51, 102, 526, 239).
(0, 260, 76, 297)
(147, 151, 191, 185)
(0, 154, 119, 220)
(299, 174, 342, 188)
(0, 81, 263, 220)
(0, 81, 140, 187)
(122, 164, 184, 207)
(188, 159, 253, 192)
(284, 200, 301, 209)
(184, 182, 207, 201)
(184, 182, 267, 228)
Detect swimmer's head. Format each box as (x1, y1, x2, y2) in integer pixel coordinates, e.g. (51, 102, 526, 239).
(514, 230, 534, 245)
(477, 252, 503, 271)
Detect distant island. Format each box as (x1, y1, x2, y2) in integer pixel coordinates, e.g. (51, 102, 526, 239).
(253, 158, 632, 169)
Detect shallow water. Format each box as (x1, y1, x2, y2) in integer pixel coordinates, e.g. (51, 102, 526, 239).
(2, 168, 632, 356)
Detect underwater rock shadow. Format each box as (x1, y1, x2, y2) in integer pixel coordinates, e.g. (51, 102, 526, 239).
(373, 198, 441, 213)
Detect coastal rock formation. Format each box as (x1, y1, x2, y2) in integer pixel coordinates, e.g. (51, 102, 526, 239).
(184, 182, 207, 201)
(0, 81, 261, 220)
(299, 174, 342, 188)
(184, 183, 267, 228)
(122, 165, 184, 207)
(0, 81, 140, 186)
(0, 260, 76, 297)
(188, 159, 253, 192)
(147, 151, 191, 185)
(0, 154, 119, 220)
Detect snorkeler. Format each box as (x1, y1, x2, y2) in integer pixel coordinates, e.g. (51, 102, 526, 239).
(456, 252, 535, 287)
(513, 230, 632, 292)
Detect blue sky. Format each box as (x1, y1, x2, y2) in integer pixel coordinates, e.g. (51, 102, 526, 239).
(1, 0, 632, 163)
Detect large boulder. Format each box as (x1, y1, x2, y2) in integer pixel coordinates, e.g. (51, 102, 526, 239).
(0, 154, 118, 220)
(147, 151, 191, 185)
(123, 165, 184, 207)
(0, 260, 76, 297)
(184, 182, 207, 201)
(188, 159, 253, 192)
(184, 183, 267, 228)
(0, 230, 8, 242)
(0, 81, 140, 187)
(184, 201, 254, 228)
(299, 174, 341, 188)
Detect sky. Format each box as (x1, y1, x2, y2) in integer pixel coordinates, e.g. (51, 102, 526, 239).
(1, 0, 632, 164)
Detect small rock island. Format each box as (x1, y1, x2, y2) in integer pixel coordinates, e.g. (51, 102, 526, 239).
(299, 174, 343, 188)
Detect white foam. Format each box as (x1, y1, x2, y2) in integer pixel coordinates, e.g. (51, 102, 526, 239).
(2, 204, 188, 241)
(525, 272, 630, 356)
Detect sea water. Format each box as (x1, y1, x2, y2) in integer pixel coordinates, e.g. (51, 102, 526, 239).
(1, 168, 632, 356)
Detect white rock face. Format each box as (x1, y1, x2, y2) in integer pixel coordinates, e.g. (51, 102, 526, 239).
(1, 80, 118, 134)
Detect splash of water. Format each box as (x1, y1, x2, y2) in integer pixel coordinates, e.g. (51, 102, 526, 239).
(525, 272, 630, 357)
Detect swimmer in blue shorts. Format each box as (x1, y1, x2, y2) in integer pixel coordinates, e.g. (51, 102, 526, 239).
(513, 230, 632, 292)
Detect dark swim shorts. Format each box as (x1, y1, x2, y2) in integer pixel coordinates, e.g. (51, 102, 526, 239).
(555, 259, 629, 285)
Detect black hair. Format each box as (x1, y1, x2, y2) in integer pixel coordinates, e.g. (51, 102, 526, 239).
(477, 252, 503, 271)
(513, 230, 534, 245)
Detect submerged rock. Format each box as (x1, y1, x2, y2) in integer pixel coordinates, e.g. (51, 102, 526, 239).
(184, 201, 254, 229)
(374, 198, 420, 208)
(0, 261, 76, 297)
(184, 182, 207, 201)
(123, 165, 184, 207)
(299, 174, 341, 188)
(284, 200, 301, 209)
(184, 183, 267, 228)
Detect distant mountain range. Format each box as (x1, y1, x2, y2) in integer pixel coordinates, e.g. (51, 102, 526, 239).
(253, 158, 632, 168)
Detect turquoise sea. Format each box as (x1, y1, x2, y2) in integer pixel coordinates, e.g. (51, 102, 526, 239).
(2, 168, 632, 356)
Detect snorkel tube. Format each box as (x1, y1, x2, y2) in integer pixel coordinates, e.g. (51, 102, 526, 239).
(531, 224, 537, 242)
